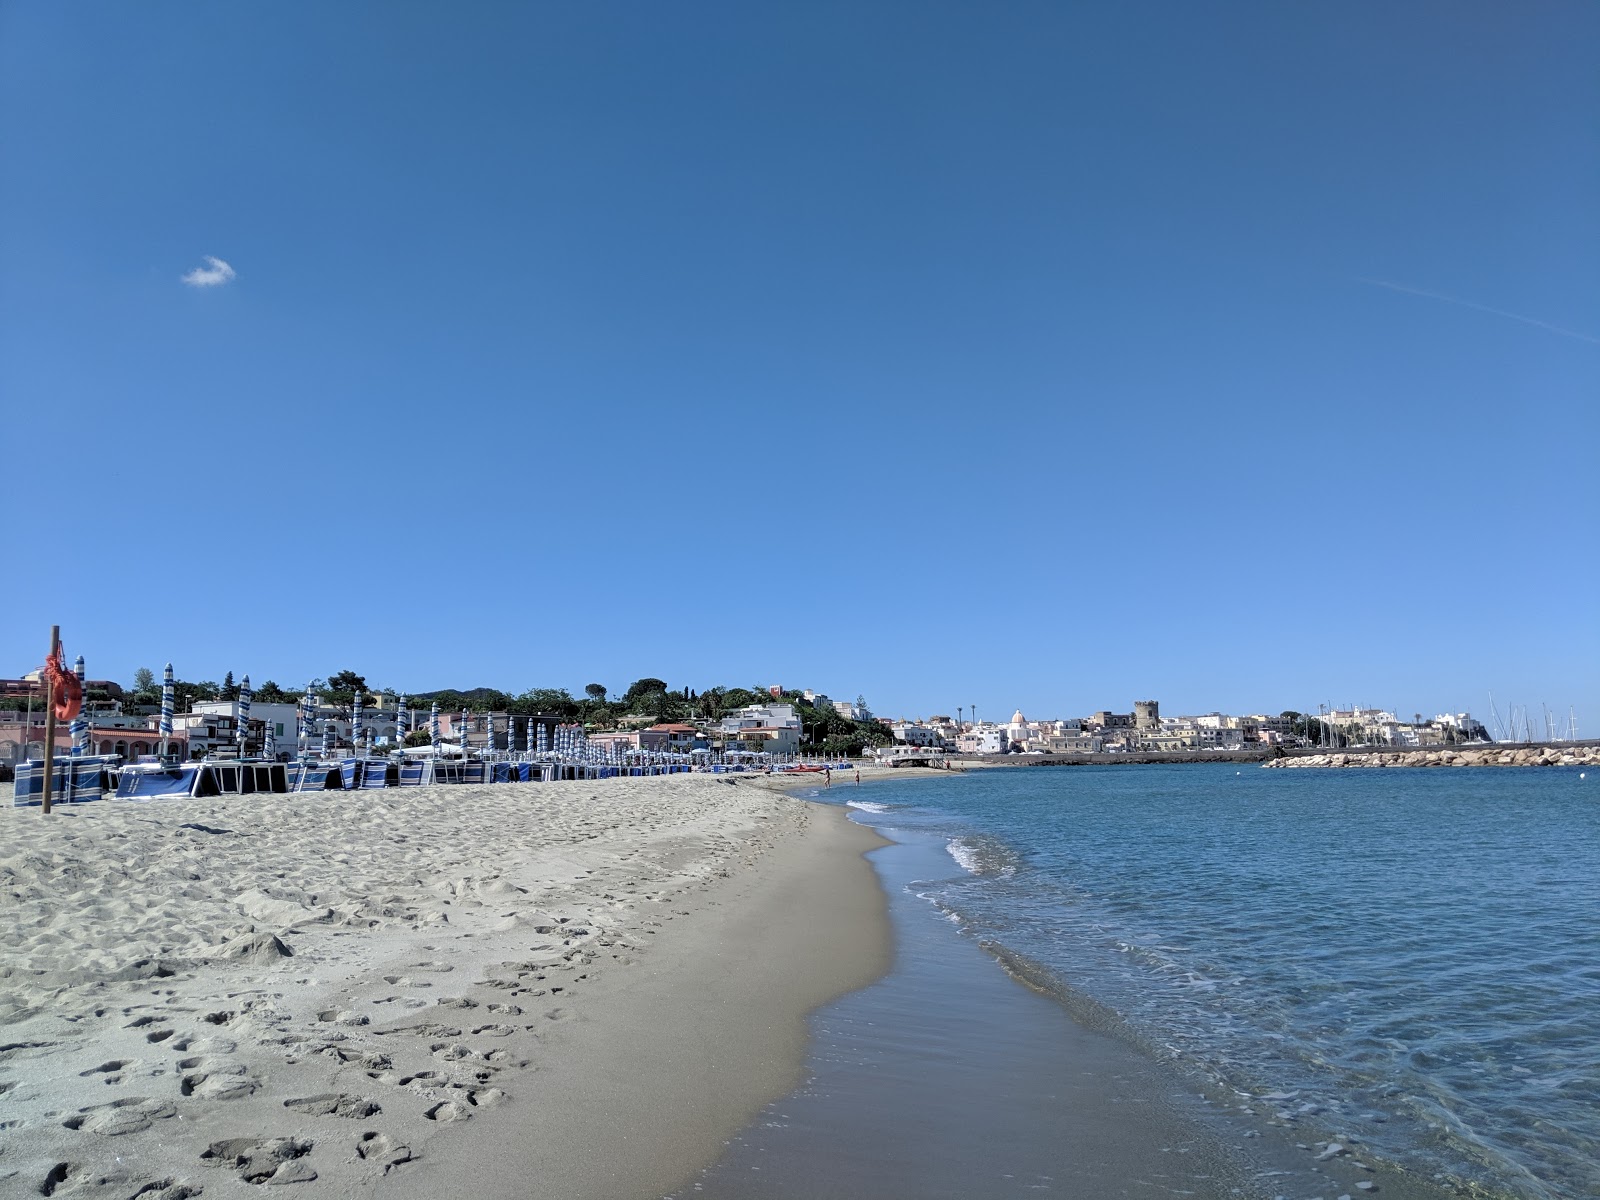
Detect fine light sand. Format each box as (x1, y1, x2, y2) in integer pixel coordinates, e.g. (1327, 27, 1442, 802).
(0, 774, 889, 1199)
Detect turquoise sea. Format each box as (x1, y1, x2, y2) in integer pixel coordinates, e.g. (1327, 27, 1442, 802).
(834, 764, 1600, 1199)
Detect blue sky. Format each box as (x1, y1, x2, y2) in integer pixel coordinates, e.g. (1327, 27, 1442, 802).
(3, 2, 1596, 729)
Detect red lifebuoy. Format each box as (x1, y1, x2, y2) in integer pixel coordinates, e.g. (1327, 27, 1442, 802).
(43, 646, 83, 722)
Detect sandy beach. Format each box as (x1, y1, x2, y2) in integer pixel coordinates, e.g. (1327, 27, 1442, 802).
(0, 774, 889, 1199)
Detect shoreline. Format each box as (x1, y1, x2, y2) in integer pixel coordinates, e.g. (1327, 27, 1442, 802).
(745, 769, 1479, 1200)
(0, 775, 891, 1198)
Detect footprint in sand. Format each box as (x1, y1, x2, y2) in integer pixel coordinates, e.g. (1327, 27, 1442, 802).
(180, 1061, 256, 1101)
(79, 1058, 134, 1084)
(122, 1178, 203, 1199)
(61, 1096, 177, 1136)
(422, 1085, 507, 1122)
(283, 1093, 382, 1119)
(355, 1131, 417, 1173)
(200, 1136, 316, 1184)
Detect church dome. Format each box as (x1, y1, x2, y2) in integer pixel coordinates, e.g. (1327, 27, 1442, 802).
(1011, 709, 1027, 726)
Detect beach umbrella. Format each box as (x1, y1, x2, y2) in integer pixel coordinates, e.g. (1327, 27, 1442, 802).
(460, 708, 469, 754)
(70, 655, 89, 757)
(263, 721, 275, 760)
(536, 721, 547, 756)
(525, 715, 535, 755)
(300, 686, 315, 751)
(430, 702, 441, 751)
(396, 696, 408, 748)
(237, 675, 252, 754)
(322, 715, 335, 759)
(485, 711, 496, 755)
(159, 663, 174, 755)
(351, 691, 364, 755)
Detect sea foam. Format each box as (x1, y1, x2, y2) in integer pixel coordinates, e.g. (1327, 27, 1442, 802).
(946, 838, 983, 875)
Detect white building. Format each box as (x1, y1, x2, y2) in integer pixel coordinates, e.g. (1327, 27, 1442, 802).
(720, 703, 802, 755)
(890, 721, 941, 747)
(191, 700, 303, 746)
(956, 725, 1008, 754)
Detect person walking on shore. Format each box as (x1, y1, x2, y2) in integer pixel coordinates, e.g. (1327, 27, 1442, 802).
(825, 766, 832, 788)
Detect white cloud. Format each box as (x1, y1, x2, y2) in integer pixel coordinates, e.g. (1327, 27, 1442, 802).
(181, 255, 237, 288)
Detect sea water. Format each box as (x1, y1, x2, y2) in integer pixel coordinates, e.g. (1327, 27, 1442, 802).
(832, 764, 1599, 1199)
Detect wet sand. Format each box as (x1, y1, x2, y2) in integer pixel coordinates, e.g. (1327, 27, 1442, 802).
(672, 806, 1464, 1200)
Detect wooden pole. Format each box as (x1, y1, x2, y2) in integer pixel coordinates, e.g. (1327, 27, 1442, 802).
(41, 625, 60, 815)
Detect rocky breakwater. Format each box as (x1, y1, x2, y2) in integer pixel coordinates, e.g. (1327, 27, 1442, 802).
(1263, 744, 1600, 769)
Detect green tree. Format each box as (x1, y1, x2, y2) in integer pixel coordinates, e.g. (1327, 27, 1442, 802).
(132, 667, 155, 693)
(622, 678, 670, 707)
(254, 680, 296, 704)
(585, 683, 608, 703)
(324, 670, 368, 706)
(513, 688, 580, 719)
(222, 671, 236, 700)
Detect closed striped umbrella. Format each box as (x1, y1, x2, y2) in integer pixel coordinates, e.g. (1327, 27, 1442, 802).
(460, 708, 469, 754)
(322, 712, 335, 759)
(70, 655, 89, 756)
(525, 715, 535, 755)
(430, 702, 441, 751)
(536, 721, 547, 756)
(157, 668, 173, 752)
(300, 686, 316, 751)
(263, 721, 275, 760)
(237, 675, 252, 754)
(484, 711, 495, 755)
(351, 691, 363, 755)
(396, 696, 408, 748)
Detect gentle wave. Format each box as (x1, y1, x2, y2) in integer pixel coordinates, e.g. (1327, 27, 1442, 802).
(846, 799, 892, 813)
(946, 837, 982, 875)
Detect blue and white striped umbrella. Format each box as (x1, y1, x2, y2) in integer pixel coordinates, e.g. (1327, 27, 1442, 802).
(525, 715, 535, 754)
(351, 691, 363, 755)
(322, 715, 335, 759)
(263, 721, 275, 760)
(396, 696, 408, 748)
(70, 655, 89, 756)
(460, 708, 469, 753)
(430, 702, 441, 751)
(159, 663, 175, 745)
(300, 686, 316, 749)
(536, 721, 547, 756)
(237, 675, 252, 753)
(484, 711, 495, 754)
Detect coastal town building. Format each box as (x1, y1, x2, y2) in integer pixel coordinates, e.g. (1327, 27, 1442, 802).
(1042, 732, 1103, 753)
(891, 721, 942, 747)
(719, 702, 802, 754)
(956, 724, 1008, 754)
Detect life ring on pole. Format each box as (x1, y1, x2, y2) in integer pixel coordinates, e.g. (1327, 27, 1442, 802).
(43, 646, 83, 722)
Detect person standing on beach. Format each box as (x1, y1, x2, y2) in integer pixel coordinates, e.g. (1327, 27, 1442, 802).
(825, 766, 832, 788)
